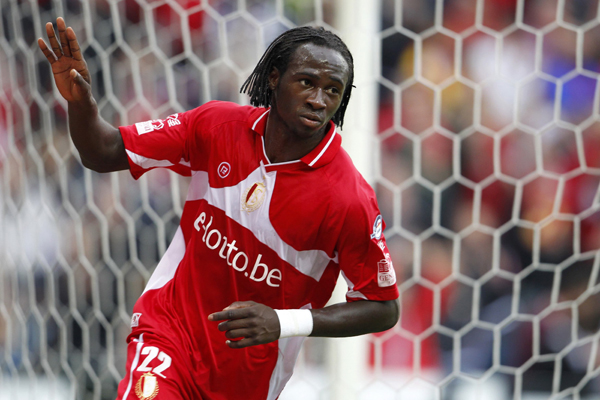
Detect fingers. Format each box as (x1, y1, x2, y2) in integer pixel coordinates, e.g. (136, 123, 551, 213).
(45, 22, 62, 59)
(224, 328, 252, 340)
(226, 338, 256, 349)
(37, 38, 57, 64)
(224, 301, 255, 310)
(208, 301, 256, 321)
(217, 318, 254, 332)
(66, 27, 83, 61)
(209, 308, 248, 322)
(209, 303, 279, 348)
(40, 18, 81, 61)
(56, 17, 71, 57)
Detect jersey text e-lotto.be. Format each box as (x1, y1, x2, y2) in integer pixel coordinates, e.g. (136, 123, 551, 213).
(116, 101, 399, 400)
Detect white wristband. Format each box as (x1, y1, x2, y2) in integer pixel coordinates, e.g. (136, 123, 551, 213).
(274, 309, 313, 339)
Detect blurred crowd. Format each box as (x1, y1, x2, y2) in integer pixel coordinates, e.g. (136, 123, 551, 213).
(1, 0, 599, 398)
(374, 0, 600, 395)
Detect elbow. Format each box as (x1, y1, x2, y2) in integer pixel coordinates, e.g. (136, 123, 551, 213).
(381, 298, 400, 332)
(80, 157, 104, 172)
(80, 157, 96, 171)
(80, 154, 126, 173)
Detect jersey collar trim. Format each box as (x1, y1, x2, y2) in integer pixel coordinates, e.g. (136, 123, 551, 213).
(249, 108, 341, 169)
(252, 109, 270, 131)
(303, 124, 338, 168)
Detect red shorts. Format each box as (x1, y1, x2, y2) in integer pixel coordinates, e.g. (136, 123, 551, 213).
(116, 333, 198, 400)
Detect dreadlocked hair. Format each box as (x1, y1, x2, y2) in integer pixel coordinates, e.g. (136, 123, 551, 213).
(240, 26, 354, 128)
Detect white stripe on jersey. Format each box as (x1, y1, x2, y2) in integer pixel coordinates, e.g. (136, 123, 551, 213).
(341, 271, 367, 300)
(266, 337, 307, 399)
(186, 171, 209, 202)
(187, 164, 338, 281)
(126, 149, 175, 169)
(143, 227, 186, 293)
(123, 334, 144, 399)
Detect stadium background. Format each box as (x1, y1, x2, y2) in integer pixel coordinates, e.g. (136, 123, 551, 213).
(1, 0, 600, 399)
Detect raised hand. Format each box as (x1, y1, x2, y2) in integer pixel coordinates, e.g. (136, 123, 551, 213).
(38, 17, 91, 103)
(208, 301, 281, 348)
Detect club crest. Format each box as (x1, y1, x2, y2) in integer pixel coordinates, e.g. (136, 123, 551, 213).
(135, 372, 159, 400)
(242, 182, 267, 213)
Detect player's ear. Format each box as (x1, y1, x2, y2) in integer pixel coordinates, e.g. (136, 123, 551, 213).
(268, 67, 280, 91)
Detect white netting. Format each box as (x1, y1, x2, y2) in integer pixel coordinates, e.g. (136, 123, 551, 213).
(1, 0, 600, 399)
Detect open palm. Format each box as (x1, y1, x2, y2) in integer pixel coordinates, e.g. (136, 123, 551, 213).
(38, 17, 91, 102)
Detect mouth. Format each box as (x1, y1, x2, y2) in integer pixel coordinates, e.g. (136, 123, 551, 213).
(299, 114, 323, 128)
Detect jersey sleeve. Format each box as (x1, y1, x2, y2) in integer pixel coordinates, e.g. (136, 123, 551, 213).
(337, 202, 400, 303)
(119, 107, 207, 179)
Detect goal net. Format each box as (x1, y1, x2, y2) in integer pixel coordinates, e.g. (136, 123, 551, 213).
(1, 0, 600, 399)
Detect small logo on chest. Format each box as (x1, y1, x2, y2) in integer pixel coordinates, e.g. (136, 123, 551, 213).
(218, 162, 231, 178)
(242, 182, 267, 213)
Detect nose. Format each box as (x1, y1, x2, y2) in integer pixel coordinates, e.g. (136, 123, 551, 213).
(306, 88, 326, 110)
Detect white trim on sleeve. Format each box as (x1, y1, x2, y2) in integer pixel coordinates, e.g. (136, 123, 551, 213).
(126, 149, 175, 169)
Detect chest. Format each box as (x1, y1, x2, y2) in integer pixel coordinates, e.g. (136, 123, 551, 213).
(188, 167, 338, 258)
(193, 131, 341, 254)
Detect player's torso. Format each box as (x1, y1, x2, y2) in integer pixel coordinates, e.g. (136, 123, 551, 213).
(178, 122, 341, 312)
(131, 118, 342, 365)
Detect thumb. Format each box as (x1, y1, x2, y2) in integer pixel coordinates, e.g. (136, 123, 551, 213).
(69, 69, 91, 101)
(70, 69, 90, 89)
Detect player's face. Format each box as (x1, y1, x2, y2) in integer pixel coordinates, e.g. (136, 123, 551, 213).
(268, 43, 349, 139)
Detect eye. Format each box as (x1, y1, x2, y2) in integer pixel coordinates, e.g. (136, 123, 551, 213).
(327, 86, 341, 95)
(299, 78, 311, 86)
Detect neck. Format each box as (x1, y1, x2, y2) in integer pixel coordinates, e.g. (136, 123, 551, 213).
(263, 110, 328, 164)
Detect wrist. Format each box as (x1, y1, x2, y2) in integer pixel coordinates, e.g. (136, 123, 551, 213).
(274, 309, 313, 339)
(68, 94, 97, 110)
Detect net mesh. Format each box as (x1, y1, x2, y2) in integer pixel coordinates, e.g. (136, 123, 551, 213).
(1, 0, 600, 399)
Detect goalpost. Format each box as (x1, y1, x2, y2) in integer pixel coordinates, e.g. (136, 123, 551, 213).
(1, 0, 600, 399)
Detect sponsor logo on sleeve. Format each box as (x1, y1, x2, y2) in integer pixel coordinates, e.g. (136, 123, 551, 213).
(131, 313, 142, 327)
(135, 119, 163, 134)
(370, 215, 383, 240)
(135, 372, 159, 400)
(135, 114, 180, 135)
(166, 113, 181, 127)
(135, 121, 155, 135)
(377, 253, 396, 287)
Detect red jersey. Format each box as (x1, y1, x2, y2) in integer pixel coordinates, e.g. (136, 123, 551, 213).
(118, 101, 399, 400)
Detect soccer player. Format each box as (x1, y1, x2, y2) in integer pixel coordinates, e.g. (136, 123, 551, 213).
(39, 17, 400, 400)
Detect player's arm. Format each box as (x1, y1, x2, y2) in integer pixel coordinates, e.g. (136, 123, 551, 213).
(208, 298, 400, 349)
(310, 298, 399, 337)
(38, 18, 128, 173)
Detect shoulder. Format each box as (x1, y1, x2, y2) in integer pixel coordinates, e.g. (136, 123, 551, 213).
(187, 101, 264, 131)
(198, 100, 252, 115)
(324, 147, 379, 212)
(323, 148, 383, 240)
